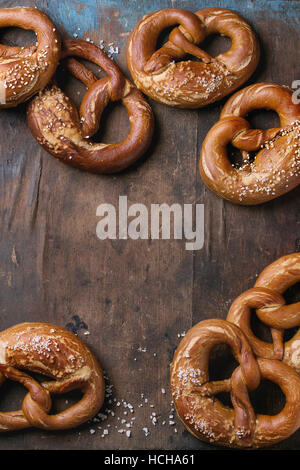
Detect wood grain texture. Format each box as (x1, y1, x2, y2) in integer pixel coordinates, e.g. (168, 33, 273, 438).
(0, 0, 299, 450)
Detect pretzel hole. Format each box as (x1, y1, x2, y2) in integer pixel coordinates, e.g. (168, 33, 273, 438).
(0, 379, 27, 412)
(250, 309, 273, 343)
(227, 143, 256, 168)
(0, 27, 36, 48)
(197, 34, 231, 58)
(249, 379, 285, 416)
(209, 343, 238, 407)
(245, 109, 280, 131)
(284, 282, 300, 305)
(90, 101, 130, 145)
(282, 282, 300, 341)
(47, 389, 83, 415)
(156, 26, 177, 50)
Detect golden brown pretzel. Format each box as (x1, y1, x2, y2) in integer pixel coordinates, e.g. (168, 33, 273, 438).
(127, 7, 260, 108)
(227, 253, 300, 371)
(0, 7, 61, 107)
(27, 39, 154, 174)
(171, 318, 300, 448)
(0, 322, 105, 431)
(200, 83, 300, 205)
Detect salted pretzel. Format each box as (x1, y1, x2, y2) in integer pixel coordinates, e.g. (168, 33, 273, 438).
(227, 253, 300, 372)
(200, 83, 300, 205)
(171, 318, 300, 448)
(27, 39, 154, 173)
(0, 322, 104, 431)
(0, 7, 61, 107)
(127, 7, 259, 108)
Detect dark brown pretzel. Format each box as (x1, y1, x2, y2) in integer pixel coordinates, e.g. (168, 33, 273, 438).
(0, 322, 104, 431)
(171, 318, 300, 448)
(227, 253, 300, 371)
(200, 83, 300, 205)
(0, 7, 61, 107)
(27, 39, 154, 174)
(127, 8, 260, 108)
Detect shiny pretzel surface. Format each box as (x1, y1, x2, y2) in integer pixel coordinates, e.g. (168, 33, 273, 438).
(27, 39, 154, 174)
(200, 83, 300, 205)
(0, 322, 105, 431)
(227, 253, 300, 371)
(0, 7, 61, 107)
(171, 318, 300, 448)
(127, 7, 260, 108)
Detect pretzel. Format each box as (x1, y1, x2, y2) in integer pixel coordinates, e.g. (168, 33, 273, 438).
(227, 253, 300, 371)
(126, 7, 259, 108)
(0, 7, 61, 107)
(200, 83, 300, 205)
(0, 322, 104, 431)
(171, 318, 300, 448)
(27, 39, 154, 173)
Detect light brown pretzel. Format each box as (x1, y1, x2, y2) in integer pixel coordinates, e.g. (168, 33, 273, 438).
(200, 83, 300, 205)
(171, 318, 300, 448)
(27, 39, 154, 174)
(0, 7, 61, 107)
(127, 7, 259, 108)
(0, 322, 105, 431)
(227, 253, 300, 371)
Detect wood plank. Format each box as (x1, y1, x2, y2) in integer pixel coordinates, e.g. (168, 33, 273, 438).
(0, 0, 299, 450)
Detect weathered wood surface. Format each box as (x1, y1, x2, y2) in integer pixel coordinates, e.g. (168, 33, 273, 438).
(0, 0, 299, 450)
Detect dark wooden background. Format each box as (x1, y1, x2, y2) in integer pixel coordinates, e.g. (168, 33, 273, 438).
(0, 0, 299, 450)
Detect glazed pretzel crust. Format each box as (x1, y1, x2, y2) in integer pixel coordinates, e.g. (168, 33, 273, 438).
(227, 253, 300, 372)
(0, 7, 61, 107)
(127, 7, 260, 108)
(200, 83, 300, 205)
(27, 39, 154, 174)
(171, 318, 300, 448)
(0, 322, 105, 431)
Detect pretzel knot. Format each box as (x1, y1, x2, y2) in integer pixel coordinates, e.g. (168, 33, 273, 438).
(0, 323, 105, 431)
(200, 83, 300, 205)
(170, 318, 300, 448)
(127, 7, 260, 108)
(0, 7, 61, 107)
(27, 39, 154, 174)
(227, 253, 300, 371)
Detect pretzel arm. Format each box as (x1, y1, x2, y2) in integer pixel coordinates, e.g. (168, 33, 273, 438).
(230, 367, 256, 446)
(232, 128, 281, 151)
(192, 379, 231, 396)
(0, 44, 36, 59)
(79, 77, 111, 138)
(41, 375, 87, 394)
(63, 57, 98, 89)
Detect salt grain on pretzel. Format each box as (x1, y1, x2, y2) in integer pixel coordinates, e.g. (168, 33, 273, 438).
(200, 83, 300, 204)
(27, 39, 154, 173)
(127, 7, 259, 108)
(171, 318, 300, 448)
(0, 7, 61, 107)
(0, 322, 104, 431)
